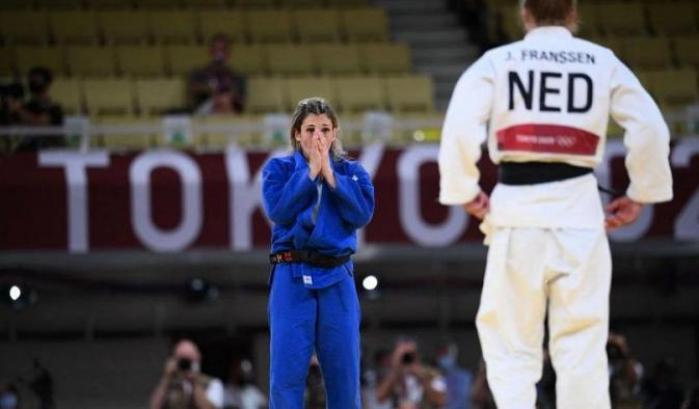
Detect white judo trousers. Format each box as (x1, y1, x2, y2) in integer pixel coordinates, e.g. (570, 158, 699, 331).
(476, 227, 611, 409)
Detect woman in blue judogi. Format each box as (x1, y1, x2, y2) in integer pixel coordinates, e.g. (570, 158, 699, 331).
(261, 97, 375, 409)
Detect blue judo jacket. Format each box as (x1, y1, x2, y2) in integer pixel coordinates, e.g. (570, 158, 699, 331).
(262, 150, 375, 289)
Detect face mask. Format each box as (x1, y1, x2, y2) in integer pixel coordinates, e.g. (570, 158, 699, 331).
(0, 393, 18, 409)
(438, 355, 456, 369)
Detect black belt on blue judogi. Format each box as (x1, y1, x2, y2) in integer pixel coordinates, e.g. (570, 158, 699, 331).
(269, 250, 350, 268)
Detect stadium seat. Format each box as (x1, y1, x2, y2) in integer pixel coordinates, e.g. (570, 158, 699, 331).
(328, 0, 369, 7)
(99, 10, 150, 45)
(620, 37, 672, 70)
(360, 43, 412, 74)
(230, 44, 265, 76)
(0, 48, 15, 76)
(83, 78, 135, 117)
(334, 76, 385, 113)
(341, 8, 389, 42)
(182, 0, 228, 8)
(139, 0, 180, 8)
(0, 11, 50, 45)
(292, 9, 341, 43)
(198, 10, 246, 44)
(0, 0, 34, 9)
(285, 77, 335, 111)
(673, 36, 699, 68)
(195, 115, 257, 149)
(116, 45, 166, 77)
(50, 11, 100, 45)
(237, 0, 276, 8)
(311, 44, 361, 76)
(95, 115, 157, 151)
(135, 78, 186, 116)
(165, 44, 209, 76)
(246, 77, 285, 114)
(385, 74, 435, 114)
(88, 0, 136, 9)
(647, 3, 697, 36)
(51, 77, 83, 115)
(36, 0, 84, 8)
(265, 44, 314, 76)
(279, 0, 324, 8)
(576, 4, 600, 38)
(648, 69, 699, 108)
(15, 46, 66, 76)
(66, 46, 117, 77)
(492, 5, 522, 41)
(246, 10, 292, 43)
(149, 10, 198, 44)
(597, 3, 646, 36)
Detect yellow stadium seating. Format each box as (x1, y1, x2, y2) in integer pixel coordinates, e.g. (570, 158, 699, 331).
(51, 77, 83, 115)
(135, 78, 186, 116)
(360, 43, 412, 74)
(280, 0, 324, 8)
(165, 44, 210, 76)
(139, 0, 180, 8)
(620, 37, 672, 70)
(116, 45, 166, 77)
(230, 44, 265, 76)
(311, 44, 361, 76)
(341, 8, 389, 42)
(15, 46, 66, 76)
(648, 69, 699, 108)
(385, 74, 435, 114)
(198, 10, 246, 44)
(95, 115, 157, 151)
(0, 48, 15, 76)
(334, 76, 385, 113)
(492, 5, 522, 41)
(0, 0, 34, 9)
(182, 0, 228, 8)
(66, 46, 117, 77)
(328, 0, 369, 7)
(149, 10, 198, 44)
(194, 115, 258, 149)
(265, 44, 314, 76)
(647, 3, 697, 36)
(237, 0, 277, 8)
(247, 10, 292, 43)
(292, 9, 341, 43)
(246, 77, 285, 114)
(88, 0, 136, 9)
(673, 36, 699, 68)
(597, 3, 646, 36)
(83, 78, 135, 117)
(1, 11, 50, 45)
(576, 4, 600, 38)
(50, 11, 100, 45)
(285, 77, 335, 111)
(36, 0, 84, 8)
(99, 10, 150, 45)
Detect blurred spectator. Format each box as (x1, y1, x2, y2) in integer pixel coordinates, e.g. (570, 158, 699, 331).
(0, 80, 25, 153)
(149, 339, 224, 409)
(683, 383, 699, 409)
(608, 333, 644, 409)
(190, 33, 246, 115)
(16, 66, 66, 151)
(0, 383, 20, 409)
(223, 358, 266, 409)
(641, 359, 684, 409)
(471, 360, 495, 409)
(363, 349, 393, 409)
(305, 354, 325, 409)
(435, 341, 473, 409)
(375, 338, 447, 409)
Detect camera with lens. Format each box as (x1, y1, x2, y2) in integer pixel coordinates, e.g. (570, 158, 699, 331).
(177, 358, 193, 372)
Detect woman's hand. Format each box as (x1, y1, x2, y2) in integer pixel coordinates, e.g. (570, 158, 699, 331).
(307, 135, 323, 179)
(317, 136, 336, 188)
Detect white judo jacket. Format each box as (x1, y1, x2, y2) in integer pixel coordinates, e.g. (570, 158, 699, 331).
(438, 26, 673, 230)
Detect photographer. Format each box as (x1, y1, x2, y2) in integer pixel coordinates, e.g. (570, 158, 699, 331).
(376, 339, 447, 409)
(150, 339, 224, 409)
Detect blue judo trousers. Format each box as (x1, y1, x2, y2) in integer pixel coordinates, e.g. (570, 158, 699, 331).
(262, 150, 375, 409)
